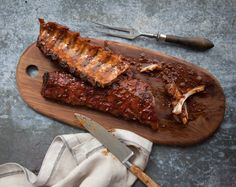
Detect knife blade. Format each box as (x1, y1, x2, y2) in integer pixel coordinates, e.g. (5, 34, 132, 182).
(74, 113, 133, 163)
(74, 113, 160, 187)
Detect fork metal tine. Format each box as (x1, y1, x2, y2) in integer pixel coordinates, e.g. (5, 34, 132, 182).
(99, 31, 135, 40)
(92, 21, 131, 33)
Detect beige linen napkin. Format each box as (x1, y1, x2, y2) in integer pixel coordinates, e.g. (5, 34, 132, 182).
(0, 129, 152, 187)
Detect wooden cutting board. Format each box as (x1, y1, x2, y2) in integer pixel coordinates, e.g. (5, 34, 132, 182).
(16, 41, 225, 145)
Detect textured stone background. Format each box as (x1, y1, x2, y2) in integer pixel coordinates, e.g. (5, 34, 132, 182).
(0, 0, 235, 186)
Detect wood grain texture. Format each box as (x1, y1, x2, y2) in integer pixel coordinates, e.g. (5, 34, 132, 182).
(16, 40, 225, 145)
(129, 163, 160, 187)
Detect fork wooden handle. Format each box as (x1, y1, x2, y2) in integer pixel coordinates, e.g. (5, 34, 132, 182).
(126, 161, 160, 187)
(163, 35, 214, 50)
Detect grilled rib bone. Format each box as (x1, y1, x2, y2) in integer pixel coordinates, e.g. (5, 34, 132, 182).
(166, 83, 205, 125)
(166, 83, 188, 124)
(173, 85, 205, 115)
(140, 64, 162, 73)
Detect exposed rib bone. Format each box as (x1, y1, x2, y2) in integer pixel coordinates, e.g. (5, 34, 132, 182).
(172, 85, 205, 115)
(166, 83, 189, 124)
(181, 104, 188, 125)
(140, 64, 162, 73)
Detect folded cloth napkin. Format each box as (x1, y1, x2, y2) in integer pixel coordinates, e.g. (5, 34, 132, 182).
(0, 129, 152, 187)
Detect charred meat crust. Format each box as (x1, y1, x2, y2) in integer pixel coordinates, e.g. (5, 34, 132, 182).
(37, 18, 129, 87)
(41, 71, 159, 130)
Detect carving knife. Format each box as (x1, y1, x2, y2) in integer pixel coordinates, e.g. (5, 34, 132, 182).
(74, 113, 160, 187)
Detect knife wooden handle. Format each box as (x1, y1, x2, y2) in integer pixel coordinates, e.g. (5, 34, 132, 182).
(162, 35, 214, 50)
(127, 162, 160, 187)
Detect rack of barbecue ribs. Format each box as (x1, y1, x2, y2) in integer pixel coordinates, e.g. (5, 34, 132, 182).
(37, 18, 129, 87)
(37, 19, 208, 131)
(41, 71, 158, 130)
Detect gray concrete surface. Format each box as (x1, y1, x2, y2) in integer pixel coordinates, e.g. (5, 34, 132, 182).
(0, 0, 235, 186)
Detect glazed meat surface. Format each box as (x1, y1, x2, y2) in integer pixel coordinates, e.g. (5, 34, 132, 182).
(41, 71, 158, 130)
(37, 18, 129, 87)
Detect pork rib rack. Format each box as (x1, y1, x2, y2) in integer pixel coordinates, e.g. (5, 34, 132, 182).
(37, 18, 129, 87)
(41, 71, 158, 130)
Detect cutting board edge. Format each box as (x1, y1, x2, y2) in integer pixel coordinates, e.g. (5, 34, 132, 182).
(15, 41, 226, 146)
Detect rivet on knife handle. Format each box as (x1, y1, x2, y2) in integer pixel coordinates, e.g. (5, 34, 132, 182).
(159, 34, 214, 50)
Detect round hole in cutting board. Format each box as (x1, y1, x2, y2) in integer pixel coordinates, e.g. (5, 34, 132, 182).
(26, 65, 38, 77)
